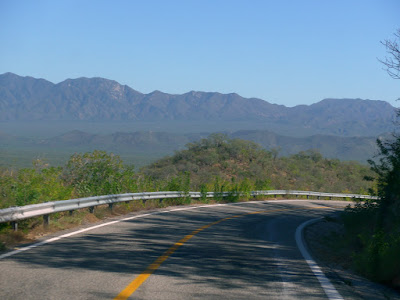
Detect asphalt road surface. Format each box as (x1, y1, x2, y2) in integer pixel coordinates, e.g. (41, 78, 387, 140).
(0, 199, 354, 299)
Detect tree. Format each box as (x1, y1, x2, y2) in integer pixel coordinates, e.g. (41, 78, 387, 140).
(346, 29, 400, 282)
(379, 29, 400, 80)
(372, 28, 400, 225)
(367, 137, 400, 229)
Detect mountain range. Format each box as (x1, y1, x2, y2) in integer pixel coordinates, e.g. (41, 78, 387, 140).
(0, 72, 397, 137)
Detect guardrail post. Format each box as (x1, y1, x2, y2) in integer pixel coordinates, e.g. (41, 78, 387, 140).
(43, 214, 50, 228)
(89, 206, 95, 213)
(108, 203, 113, 211)
(307, 195, 309, 199)
(11, 221, 18, 231)
(317, 196, 320, 200)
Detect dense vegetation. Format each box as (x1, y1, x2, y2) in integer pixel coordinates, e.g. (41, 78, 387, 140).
(341, 133, 400, 285)
(0, 135, 374, 209)
(0, 151, 136, 208)
(340, 29, 400, 287)
(143, 134, 373, 194)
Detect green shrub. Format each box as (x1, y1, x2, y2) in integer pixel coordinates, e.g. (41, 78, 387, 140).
(199, 184, 209, 203)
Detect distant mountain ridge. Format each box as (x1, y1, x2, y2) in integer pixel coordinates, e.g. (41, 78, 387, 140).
(0, 72, 396, 136)
(0, 129, 383, 164)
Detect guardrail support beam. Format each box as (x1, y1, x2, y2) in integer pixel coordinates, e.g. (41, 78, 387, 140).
(43, 214, 49, 228)
(108, 203, 113, 211)
(11, 221, 18, 231)
(89, 206, 95, 213)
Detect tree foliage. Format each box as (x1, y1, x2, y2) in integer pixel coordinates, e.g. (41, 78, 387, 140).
(63, 150, 136, 197)
(0, 161, 72, 208)
(343, 134, 400, 282)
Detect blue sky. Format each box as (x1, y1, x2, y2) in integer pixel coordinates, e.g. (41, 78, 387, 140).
(0, 0, 399, 106)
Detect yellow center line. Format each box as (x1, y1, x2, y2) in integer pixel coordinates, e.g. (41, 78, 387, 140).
(113, 206, 324, 300)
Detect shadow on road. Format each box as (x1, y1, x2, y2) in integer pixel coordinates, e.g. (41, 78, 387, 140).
(4, 202, 336, 298)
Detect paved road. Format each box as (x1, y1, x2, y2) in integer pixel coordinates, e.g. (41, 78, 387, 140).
(0, 200, 350, 299)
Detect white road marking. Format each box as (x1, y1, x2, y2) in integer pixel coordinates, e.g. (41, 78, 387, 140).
(295, 218, 344, 300)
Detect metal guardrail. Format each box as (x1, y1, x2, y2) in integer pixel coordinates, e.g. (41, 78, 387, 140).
(0, 190, 378, 229)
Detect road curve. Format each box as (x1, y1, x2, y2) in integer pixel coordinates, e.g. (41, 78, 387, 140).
(0, 200, 351, 299)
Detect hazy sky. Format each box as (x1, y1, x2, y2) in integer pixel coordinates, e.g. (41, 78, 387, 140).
(1, 0, 399, 106)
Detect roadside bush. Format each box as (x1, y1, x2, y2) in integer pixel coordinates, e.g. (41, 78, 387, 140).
(0, 164, 72, 208)
(352, 231, 400, 282)
(199, 184, 209, 203)
(62, 150, 136, 197)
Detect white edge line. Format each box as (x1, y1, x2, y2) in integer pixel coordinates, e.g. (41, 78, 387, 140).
(0, 199, 337, 260)
(295, 218, 344, 300)
(0, 212, 163, 260)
